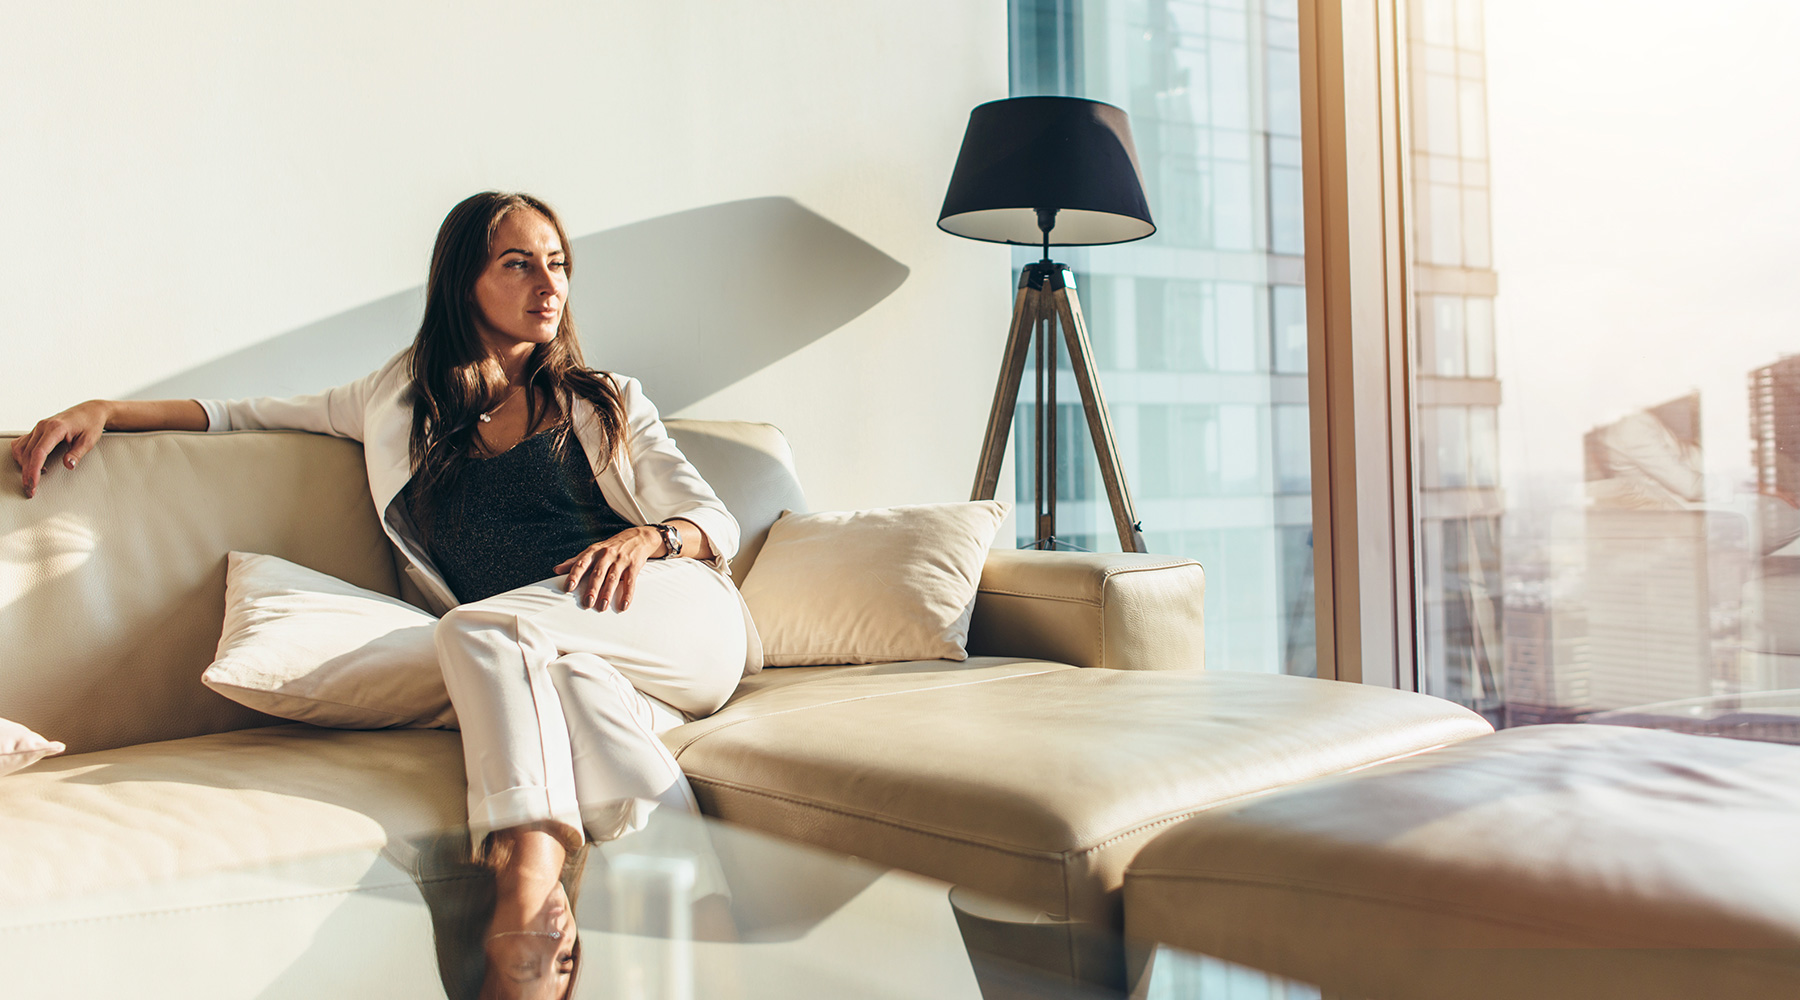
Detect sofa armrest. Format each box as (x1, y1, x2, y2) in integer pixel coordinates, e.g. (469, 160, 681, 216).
(965, 549, 1206, 670)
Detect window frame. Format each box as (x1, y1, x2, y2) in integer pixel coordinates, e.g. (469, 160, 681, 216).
(1298, 0, 1422, 690)
(1005, 0, 1426, 689)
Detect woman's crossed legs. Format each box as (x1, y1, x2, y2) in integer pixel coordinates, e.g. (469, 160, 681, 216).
(434, 558, 748, 855)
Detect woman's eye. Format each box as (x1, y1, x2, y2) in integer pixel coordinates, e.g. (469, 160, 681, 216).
(550, 260, 567, 270)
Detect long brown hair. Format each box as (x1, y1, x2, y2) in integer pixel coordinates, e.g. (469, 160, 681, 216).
(406, 192, 626, 523)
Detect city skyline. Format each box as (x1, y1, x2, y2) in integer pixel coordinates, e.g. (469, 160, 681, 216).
(1485, 0, 1800, 496)
(1006, 0, 1800, 725)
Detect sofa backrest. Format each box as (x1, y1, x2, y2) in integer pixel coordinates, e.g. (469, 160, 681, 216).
(663, 419, 809, 583)
(0, 430, 398, 755)
(0, 420, 804, 756)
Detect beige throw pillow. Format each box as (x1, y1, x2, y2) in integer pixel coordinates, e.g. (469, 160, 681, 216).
(0, 718, 64, 777)
(740, 501, 1009, 666)
(203, 552, 454, 729)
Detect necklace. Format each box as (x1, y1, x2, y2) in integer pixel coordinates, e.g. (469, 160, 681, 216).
(478, 384, 525, 424)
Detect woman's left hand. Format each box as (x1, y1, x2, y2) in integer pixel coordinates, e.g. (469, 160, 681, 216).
(553, 526, 663, 612)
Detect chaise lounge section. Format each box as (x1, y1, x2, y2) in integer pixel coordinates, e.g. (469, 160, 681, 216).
(1125, 723, 1800, 998)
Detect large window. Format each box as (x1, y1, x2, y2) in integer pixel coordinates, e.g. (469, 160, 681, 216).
(1010, 0, 1315, 677)
(1012, 0, 1800, 746)
(1403, 0, 1800, 742)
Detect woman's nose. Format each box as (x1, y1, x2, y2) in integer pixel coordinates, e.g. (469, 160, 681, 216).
(534, 261, 564, 293)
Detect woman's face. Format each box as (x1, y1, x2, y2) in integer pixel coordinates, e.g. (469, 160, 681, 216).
(482, 879, 578, 1000)
(471, 209, 567, 358)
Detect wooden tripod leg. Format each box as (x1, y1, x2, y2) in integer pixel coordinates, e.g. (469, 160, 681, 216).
(971, 274, 1041, 502)
(1041, 287, 1056, 547)
(1050, 269, 1148, 553)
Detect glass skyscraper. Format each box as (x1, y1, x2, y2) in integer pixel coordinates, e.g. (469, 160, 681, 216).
(1009, 0, 1505, 700)
(1405, 0, 1504, 723)
(1010, 0, 1314, 678)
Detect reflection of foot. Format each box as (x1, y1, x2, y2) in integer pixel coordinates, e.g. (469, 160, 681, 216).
(694, 892, 738, 944)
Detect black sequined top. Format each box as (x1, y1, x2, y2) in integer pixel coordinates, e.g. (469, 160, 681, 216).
(404, 429, 634, 604)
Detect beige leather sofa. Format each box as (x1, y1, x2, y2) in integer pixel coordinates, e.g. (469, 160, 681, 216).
(1124, 723, 1800, 998)
(0, 423, 1492, 957)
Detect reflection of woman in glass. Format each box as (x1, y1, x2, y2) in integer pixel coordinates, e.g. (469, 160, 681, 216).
(406, 830, 589, 1000)
(12, 192, 755, 997)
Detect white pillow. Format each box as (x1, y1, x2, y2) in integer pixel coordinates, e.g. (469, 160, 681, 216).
(0, 717, 64, 777)
(739, 501, 1009, 666)
(203, 552, 454, 729)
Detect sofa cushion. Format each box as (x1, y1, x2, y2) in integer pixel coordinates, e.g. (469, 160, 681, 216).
(740, 502, 1008, 666)
(204, 551, 453, 730)
(0, 724, 465, 919)
(0, 716, 64, 777)
(664, 662, 1493, 928)
(1122, 724, 1800, 999)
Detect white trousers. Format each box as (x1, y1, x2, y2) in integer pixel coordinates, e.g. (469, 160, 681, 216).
(434, 559, 747, 854)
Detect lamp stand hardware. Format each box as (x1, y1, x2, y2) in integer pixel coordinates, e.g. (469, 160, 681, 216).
(971, 260, 1147, 553)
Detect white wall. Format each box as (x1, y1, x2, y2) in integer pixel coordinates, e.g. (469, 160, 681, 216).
(1, 1, 1013, 512)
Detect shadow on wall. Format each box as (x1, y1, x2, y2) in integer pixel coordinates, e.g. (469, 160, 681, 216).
(131, 197, 909, 412)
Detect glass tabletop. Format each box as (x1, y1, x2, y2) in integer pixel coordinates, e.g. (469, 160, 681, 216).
(0, 806, 1318, 1000)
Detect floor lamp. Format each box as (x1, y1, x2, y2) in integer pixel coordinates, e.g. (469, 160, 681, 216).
(938, 96, 1157, 553)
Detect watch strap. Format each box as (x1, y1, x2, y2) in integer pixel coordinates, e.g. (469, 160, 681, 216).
(649, 521, 682, 560)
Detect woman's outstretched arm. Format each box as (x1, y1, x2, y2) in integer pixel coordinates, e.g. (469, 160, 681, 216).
(11, 399, 206, 498)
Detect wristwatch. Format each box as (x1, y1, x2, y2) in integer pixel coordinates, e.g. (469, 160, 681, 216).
(649, 521, 683, 560)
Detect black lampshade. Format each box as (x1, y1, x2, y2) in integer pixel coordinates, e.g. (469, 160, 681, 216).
(938, 96, 1155, 247)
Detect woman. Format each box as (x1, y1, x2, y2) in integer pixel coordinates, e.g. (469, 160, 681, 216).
(11, 191, 755, 998)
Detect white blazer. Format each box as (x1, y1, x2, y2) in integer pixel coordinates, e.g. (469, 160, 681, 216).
(196, 349, 760, 672)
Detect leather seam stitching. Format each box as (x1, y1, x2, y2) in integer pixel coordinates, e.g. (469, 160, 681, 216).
(975, 588, 1103, 606)
(1076, 807, 1216, 857)
(1098, 560, 1200, 577)
(1098, 576, 1110, 668)
(975, 561, 1198, 607)
(667, 667, 1067, 755)
(689, 776, 1073, 863)
(689, 776, 1233, 869)
(761, 651, 965, 663)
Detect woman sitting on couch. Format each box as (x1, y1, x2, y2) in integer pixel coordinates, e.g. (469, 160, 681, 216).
(11, 191, 755, 999)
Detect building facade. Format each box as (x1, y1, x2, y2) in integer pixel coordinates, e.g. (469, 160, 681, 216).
(1010, 0, 1316, 677)
(1007, 0, 1504, 702)
(1405, 0, 1505, 723)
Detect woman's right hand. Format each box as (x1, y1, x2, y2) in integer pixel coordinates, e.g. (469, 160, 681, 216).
(11, 400, 110, 499)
